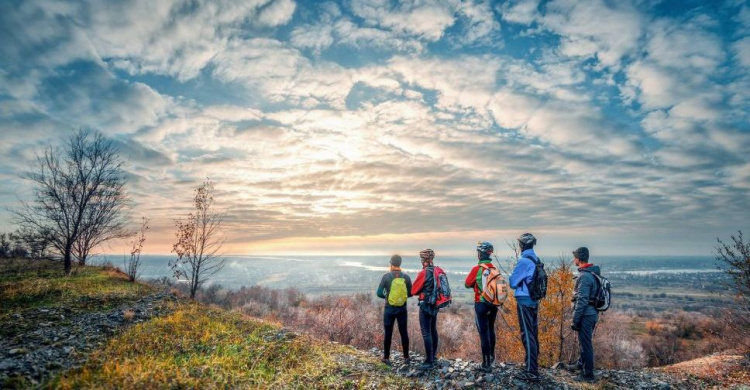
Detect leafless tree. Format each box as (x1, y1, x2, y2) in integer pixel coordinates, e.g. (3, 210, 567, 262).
(715, 230, 750, 308)
(124, 217, 149, 282)
(170, 180, 225, 299)
(14, 129, 129, 274)
(714, 230, 750, 351)
(12, 227, 53, 259)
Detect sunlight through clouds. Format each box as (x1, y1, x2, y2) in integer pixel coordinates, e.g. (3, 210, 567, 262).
(0, 0, 748, 256)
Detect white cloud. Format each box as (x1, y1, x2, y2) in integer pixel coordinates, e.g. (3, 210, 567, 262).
(349, 0, 456, 41)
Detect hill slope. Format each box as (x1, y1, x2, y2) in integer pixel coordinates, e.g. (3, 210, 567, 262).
(1, 260, 747, 389)
(1, 261, 413, 389)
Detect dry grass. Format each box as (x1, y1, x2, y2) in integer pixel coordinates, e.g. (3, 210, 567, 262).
(52, 303, 415, 389)
(0, 259, 152, 313)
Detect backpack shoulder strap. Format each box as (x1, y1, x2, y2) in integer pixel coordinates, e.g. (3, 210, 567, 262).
(521, 254, 539, 265)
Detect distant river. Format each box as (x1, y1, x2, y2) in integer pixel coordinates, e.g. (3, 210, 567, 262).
(91, 254, 719, 297)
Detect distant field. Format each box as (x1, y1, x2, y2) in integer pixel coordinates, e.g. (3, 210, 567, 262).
(86, 254, 733, 313)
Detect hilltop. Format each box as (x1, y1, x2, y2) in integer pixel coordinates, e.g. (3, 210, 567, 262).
(1, 260, 747, 389)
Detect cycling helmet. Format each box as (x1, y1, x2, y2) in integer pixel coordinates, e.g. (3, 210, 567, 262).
(476, 241, 494, 259)
(517, 233, 537, 247)
(419, 248, 435, 261)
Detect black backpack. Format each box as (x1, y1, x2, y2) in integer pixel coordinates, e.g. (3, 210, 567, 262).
(523, 254, 548, 301)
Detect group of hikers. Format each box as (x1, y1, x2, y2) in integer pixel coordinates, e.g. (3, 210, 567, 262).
(376, 233, 610, 383)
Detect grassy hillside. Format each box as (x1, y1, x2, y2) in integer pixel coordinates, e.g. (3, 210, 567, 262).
(0, 260, 415, 389)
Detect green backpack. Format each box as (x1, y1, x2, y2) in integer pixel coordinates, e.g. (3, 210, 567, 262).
(388, 272, 408, 307)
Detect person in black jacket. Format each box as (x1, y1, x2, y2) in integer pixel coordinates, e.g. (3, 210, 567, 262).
(376, 254, 413, 365)
(571, 247, 599, 382)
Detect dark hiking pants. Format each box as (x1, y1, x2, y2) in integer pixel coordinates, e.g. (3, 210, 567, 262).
(517, 302, 539, 375)
(383, 305, 409, 359)
(474, 302, 498, 360)
(419, 309, 438, 362)
(577, 314, 598, 377)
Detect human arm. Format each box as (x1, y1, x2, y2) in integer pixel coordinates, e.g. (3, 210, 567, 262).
(376, 274, 389, 299)
(509, 258, 533, 289)
(411, 270, 425, 296)
(465, 266, 478, 289)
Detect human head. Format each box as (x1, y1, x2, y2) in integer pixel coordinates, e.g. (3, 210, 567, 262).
(419, 248, 435, 266)
(517, 233, 537, 251)
(476, 241, 494, 260)
(572, 247, 589, 266)
(390, 254, 402, 267)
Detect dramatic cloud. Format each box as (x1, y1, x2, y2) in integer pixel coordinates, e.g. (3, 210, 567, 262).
(0, 0, 747, 256)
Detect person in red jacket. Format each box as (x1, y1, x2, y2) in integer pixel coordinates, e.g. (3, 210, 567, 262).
(465, 241, 498, 371)
(411, 248, 439, 370)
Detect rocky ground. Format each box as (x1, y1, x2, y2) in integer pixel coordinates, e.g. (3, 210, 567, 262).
(367, 348, 736, 390)
(0, 289, 175, 387)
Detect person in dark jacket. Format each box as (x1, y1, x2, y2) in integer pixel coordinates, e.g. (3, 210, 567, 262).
(376, 254, 413, 365)
(571, 247, 599, 382)
(509, 233, 541, 381)
(411, 248, 439, 370)
(465, 241, 498, 371)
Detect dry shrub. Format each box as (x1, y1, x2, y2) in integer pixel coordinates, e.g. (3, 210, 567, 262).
(123, 309, 135, 322)
(594, 313, 646, 369)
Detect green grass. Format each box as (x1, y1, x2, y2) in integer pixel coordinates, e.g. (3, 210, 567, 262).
(1, 259, 416, 389)
(0, 259, 152, 313)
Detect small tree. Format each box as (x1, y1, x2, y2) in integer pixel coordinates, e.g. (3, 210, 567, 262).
(170, 180, 225, 299)
(124, 217, 148, 282)
(714, 230, 750, 352)
(715, 230, 750, 308)
(14, 129, 129, 274)
(539, 255, 576, 364)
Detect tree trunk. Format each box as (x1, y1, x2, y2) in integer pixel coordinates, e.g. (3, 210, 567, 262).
(77, 253, 87, 266)
(64, 246, 72, 275)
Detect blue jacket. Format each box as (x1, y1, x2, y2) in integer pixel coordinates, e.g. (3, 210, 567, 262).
(509, 249, 539, 304)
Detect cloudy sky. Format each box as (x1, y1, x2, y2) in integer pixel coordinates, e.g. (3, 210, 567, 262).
(1, 0, 748, 257)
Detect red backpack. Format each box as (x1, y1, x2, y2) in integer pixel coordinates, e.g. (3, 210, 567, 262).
(429, 266, 452, 309)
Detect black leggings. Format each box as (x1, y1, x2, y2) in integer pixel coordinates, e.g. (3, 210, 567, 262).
(419, 309, 438, 362)
(474, 302, 498, 359)
(383, 306, 409, 359)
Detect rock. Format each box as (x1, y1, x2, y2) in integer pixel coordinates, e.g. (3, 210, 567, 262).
(8, 348, 27, 356)
(551, 362, 564, 370)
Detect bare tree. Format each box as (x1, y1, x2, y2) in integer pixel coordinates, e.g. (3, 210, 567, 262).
(715, 230, 750, 308)
(14, 129, 129, 274)
(170, 180, 225, 299)
(12, 227, 53, 259)
(124, 217, 149, 282)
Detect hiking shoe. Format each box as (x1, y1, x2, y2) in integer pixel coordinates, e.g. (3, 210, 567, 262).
(514, 371, 540, 382)
(417, 361, 435, 370)
(380, 358, 391, 366)
(403, 357, 412, 365)
(574, 374, 596, 383)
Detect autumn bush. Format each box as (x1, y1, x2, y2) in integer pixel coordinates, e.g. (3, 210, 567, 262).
(179, 262, 744, 370)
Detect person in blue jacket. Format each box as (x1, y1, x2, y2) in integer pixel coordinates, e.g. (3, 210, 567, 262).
(509, 233, 541, 381)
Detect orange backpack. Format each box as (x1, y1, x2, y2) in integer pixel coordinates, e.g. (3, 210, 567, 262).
(480, 264, 508, 306)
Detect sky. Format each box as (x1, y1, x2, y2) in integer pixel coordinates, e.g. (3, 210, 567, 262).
(0, 0, 748, 258)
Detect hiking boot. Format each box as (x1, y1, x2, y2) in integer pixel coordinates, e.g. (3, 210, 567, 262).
(403, 357, 412, 365)
(417, 361, 434, 370)
(380, 358, 391, 366)
(489, 354, 496, 367)
(514, 371, 540, 382)
(574, 374, 596, 383)
(480, 356, 492, 372)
